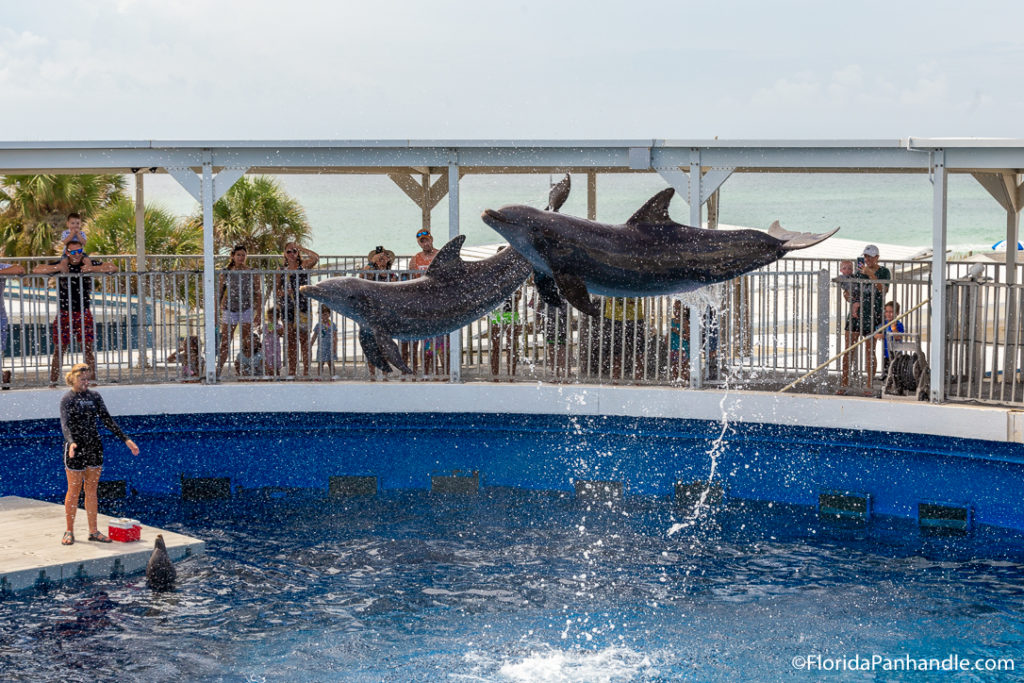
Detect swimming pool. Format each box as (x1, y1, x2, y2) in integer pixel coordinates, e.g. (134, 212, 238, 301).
(1, 488, 1023, 680)
(2, 405, 1024, 680)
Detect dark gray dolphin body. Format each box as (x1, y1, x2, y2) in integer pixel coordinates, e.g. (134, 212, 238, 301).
(481, 187, 839, 316)
(146, 534, 176, 592)
(300, 235, 532, 373)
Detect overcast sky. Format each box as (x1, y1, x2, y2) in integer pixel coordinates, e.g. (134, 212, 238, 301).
(1, 0, 1022, 141)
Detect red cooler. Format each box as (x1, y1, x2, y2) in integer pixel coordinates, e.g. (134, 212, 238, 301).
(108, 518, 142, 542)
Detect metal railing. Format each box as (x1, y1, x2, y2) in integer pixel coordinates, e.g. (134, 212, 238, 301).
(1, 254, 1022, 407)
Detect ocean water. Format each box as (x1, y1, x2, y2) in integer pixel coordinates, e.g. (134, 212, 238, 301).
(136, 171, 1008, 257)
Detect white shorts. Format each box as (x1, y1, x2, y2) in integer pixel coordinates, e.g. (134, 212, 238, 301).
(222, 309, 254, 325)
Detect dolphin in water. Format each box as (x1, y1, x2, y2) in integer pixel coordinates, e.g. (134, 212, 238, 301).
(146, 534, 176, 592)
(481, 187, 839, 317)
(300, 235, 532, 373)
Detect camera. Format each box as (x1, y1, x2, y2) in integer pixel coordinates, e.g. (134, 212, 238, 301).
(375, 245, 384, 254)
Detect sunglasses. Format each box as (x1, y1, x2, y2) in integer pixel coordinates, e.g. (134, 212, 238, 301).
(68, 248, 84, 255)
(416, 231, 430, 239)
(285, 249, 297, 254)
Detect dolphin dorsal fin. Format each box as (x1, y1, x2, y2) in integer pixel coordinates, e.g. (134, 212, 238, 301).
(626, 188, 677, 226)
(426, 235, 467, 277)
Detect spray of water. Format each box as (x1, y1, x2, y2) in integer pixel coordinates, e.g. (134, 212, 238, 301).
(667, 288, 734, 537)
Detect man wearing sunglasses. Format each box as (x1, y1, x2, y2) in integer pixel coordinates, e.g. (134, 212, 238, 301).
(33, 238, 117, 385)
(406, 228, 449, 375)
(409, 229, 438, 272)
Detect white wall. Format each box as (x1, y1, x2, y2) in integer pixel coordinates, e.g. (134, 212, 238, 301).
(3, 383, 1017, 444)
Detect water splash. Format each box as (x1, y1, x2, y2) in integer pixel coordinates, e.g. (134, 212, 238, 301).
(668, 296, 734, 537)
(497, 645, 665, 682)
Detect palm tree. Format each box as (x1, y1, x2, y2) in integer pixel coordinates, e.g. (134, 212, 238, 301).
(186, 175, 312, 255)
(88, 196, 202, 259)
(0, 174, 127, 256)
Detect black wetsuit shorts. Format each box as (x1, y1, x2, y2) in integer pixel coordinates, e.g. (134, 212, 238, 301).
(64, 441, 103, 471)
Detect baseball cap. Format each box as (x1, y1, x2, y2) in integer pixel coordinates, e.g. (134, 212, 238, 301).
(862, 244, 879, 257)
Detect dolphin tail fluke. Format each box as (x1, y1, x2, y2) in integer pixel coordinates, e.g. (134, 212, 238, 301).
(768, 221, 840, 251)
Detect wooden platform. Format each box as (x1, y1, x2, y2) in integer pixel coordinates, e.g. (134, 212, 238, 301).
(0, 496, 204, 593)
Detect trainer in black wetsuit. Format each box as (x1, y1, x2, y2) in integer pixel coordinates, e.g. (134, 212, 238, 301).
(60, 388, 130, 470)
(58, 365, 139, 546)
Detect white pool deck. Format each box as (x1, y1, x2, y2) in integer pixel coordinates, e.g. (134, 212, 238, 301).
(0, 496, 204, 593)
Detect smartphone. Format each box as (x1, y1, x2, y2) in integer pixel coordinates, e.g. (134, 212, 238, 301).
(857, 256, 865, 269)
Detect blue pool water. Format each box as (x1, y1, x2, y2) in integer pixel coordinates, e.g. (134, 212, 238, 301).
(2, 412, 1024, 680)
(2, 491, 1024, 681)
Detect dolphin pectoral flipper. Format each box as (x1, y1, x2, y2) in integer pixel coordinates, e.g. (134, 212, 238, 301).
(534, 273, 565, 307)
(358, 327, 393, 373)
(553, 272, 600, 317)
(376, 331, 412, 374)
(768, 221, 841, 251)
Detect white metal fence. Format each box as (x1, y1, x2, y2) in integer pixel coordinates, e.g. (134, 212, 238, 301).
(0, 255, 1018, 406)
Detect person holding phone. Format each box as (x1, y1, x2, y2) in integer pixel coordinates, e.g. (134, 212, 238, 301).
(838, 245, 890, 394)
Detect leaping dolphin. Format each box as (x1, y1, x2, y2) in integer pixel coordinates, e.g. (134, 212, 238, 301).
(481, 187, 838, 317)
(300, 236, 532, 373)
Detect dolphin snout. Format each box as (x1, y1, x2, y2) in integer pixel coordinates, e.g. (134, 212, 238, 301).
(482, 208, 505, 222)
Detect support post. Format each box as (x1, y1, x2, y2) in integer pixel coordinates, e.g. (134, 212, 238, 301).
(421, 173, 431, 232)
(587, 171, 597, 220)
(1007, 207, 1020, 286)
(201, 155, 217, 384)
(929, 150, 947, 403)
(689, 153, 704, 388)
(134, 172, 148, 368)
(448, 161, 462, 383)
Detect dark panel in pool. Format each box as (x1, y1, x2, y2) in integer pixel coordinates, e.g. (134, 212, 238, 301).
(4, 411, 1024, 531)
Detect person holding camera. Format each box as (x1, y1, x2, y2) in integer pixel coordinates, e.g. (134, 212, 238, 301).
(838, 245, 890, 395)
(360, 245, 398, 282)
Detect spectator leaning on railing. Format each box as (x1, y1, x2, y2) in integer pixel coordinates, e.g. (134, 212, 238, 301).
(0, 249, 27, 388)
(32, 237, 117, 386)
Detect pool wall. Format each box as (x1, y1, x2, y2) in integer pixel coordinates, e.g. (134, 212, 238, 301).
(4, 384, 1024, 531)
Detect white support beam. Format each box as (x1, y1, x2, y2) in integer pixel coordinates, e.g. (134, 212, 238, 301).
(700, 168, 734, 205)
(448, 160, 462, 384)
(972, 172, 1019, 213)
(1006, 209, 1020, 286)
(655, 166, 734, 206)
(212, 167, 249, 203)
(201, 155, 217, 385)
(655, 167, 689, 200)
(929, 151, 947, 403)
(168, 165, 248, 204)
(167, 166, 201, 202)
(134, 172, 146, 271)
(134, 171, 148, 368)
(689, 153, 704, 389)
